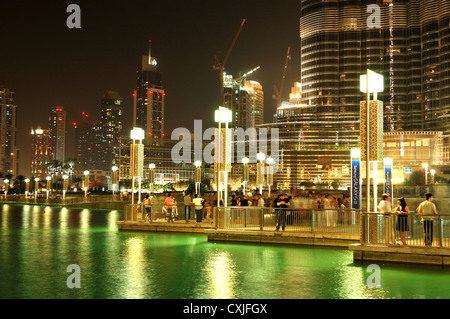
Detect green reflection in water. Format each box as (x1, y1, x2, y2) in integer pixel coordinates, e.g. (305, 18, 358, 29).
(1, 204, 450, 299)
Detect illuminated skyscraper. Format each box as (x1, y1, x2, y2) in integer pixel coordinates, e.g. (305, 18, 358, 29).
(299, 0, 450, 161)
(135, 41, 165, 146)
(48, 106, 66, 163)
(0, 85, 18, 174)
(30, 126, 52, 178)
(100, 91, 123, 170)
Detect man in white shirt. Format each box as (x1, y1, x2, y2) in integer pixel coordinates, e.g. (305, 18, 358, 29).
(378, 194, 394, 244)
(416, 193, 438, 246)
(184, 192, 191, 223)
(192, 194, 203, 223)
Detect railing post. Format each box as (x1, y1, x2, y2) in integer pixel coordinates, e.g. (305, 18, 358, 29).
(260, 208, 264, 231)
(243, 209, 247, 228)
(439, 217, 443, 248)
(311, 210, 315, 233)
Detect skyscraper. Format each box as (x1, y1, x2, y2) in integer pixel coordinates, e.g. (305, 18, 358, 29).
(0, 85, 18, 174)
(299, 0, 450, 161)
(30, 126, 52, 178)
(135, 41, 165, 146)
(48, 106, 66, 163)
(100, 91, 123, 170)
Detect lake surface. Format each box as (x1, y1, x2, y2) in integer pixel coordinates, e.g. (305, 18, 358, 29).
(1, 204, 450, 299)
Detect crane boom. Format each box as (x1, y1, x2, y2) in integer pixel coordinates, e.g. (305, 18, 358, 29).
(214, 18, 247, 105)
(273, 46, 291, 107)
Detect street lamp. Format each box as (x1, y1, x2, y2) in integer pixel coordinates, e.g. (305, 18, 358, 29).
(214, 106, 232, 207)
(194, 161, 202, 195)
(430, 169, 436, 184)
(266, 157, 274, 199)
(360, 69, 384, 213)
(4, 179, 9, 200)
(257, 152, 266, 195)
(242, 157, 249, 195)
(34, 177, 40, 200)
(46, 176, 51, 199)
(148, 163, 155, 193)
(25, 178, 30, 198)
(112, 166, 119, 196)
(84, 170, 90, 198)
(422, 163, 428, 185)
(62, 175, 68, 200)
(130, 127, 145, 205)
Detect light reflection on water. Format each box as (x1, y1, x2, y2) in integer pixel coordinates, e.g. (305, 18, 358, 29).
(1, 204, 450, 299)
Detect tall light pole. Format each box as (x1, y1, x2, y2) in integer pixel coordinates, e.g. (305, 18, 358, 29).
(360, 69, 384, 213)
(430, 169, 436, 185)
(112, 166, 118, 196)
(194, 161, 202, 195)
(148, 163, 155, 193)
(257, 152, 266, 196)
(46, 176, 51, 199)
(34, 178, 39, 200)
(130, 127, 144, 205)
(266, 157, 274, 199)
(84, 170, 90, 199)
(242, 157, 249, 195)
(422, 163, 428, 185)
(62, 175, 68, 200)
(4, 179, 9, 200)
(214, 106, 232, 207)
(25, 178, 30, 198)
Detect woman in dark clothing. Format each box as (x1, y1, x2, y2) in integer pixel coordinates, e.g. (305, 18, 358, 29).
(393, 197, 410, 245)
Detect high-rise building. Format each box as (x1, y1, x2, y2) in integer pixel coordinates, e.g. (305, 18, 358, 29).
(100, 91, 123, 170)
(30, 126, 52, 178)
(0, 85, 18, 174)
(135, 41, 165, 146)
(299, 0, 450, 162)
(223, 73, 264, 130)
(48, 106, 66, 163)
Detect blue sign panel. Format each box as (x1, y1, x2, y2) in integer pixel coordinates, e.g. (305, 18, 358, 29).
(351, 159, 360, 209)
(385, 166, 392, 197)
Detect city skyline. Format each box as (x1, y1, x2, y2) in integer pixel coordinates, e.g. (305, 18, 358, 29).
(0, 0, 300, 176)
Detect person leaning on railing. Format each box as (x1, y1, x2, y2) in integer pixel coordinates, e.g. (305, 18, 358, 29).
(392, 197, 410, 245)
(416, 193, 438, 247)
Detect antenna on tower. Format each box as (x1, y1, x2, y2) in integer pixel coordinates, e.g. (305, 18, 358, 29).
(148, 40, 152, 65)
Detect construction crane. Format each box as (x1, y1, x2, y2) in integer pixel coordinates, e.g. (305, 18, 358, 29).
(234, 66, 261, 87)
(213, 18, 246, 105)
(272, 46, 291, 108)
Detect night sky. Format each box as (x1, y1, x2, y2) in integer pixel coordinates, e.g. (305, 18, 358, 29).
(0, 0, 300, 176)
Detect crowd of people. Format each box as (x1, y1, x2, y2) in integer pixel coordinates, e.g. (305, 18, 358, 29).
(136, 189, 440, 247)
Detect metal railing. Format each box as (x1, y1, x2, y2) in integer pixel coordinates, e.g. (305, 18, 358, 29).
(361, 212, 450, 248)
(216, 207, 361, 234)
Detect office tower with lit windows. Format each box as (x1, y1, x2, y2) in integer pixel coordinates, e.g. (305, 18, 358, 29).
(135, 41, 165, 146)
(223, 73, 264, 131)
(30, 126, 52, 178)
(0, 85, 19, 174)
(48, 106, 66, 163)
(100, 91, 123, 170)
(299, 0, 450, 162)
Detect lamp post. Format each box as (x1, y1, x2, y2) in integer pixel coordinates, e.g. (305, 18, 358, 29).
(25, 178, 30, 198)
(214, 106, 232, 207)
(422, 163, 428, 185)
(112, 166, 118, 196)
(148, 163, 155, 193)
(430, 169, 436, 185)
(257, 152, 266, 196)
(46, 176, 51, 199)
(34, 177, 40, 200)
(266, 157, 274, 199)
(4, 179, 9, 200)
(194, 161, 202, 195)
(360, 69, 384, 213)
(84, 170, 90, 198)
(62, 175, 68, 200)
(130, 127, 145, 205)
(242, 157, 249, 195)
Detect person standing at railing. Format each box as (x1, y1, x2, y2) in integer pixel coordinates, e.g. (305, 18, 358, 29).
(184, 192, 191, 223)
(378, 193, 394, 245)
(192, 194, 203, 223)
(324, 194, 336, 227)
(416, 193, 438, 247)
(393, 197, 410, 245)
(164, 192, 175, 223)
(275, 194, 290, 231)
(143, 194, 152, 222)
(257, 194, 265, 207)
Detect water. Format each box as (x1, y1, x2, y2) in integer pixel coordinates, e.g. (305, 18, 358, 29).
(1, 204, 450, 299)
